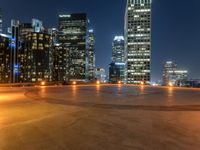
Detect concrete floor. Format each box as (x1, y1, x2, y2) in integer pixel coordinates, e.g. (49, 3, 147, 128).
(1, 85, 200, 150)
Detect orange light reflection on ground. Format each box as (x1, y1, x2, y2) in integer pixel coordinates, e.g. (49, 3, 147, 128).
(72, 85, 77, 98)
(0, 93, 24, 103)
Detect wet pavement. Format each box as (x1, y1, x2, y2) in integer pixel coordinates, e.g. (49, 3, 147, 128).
(1, 85, 200, 150)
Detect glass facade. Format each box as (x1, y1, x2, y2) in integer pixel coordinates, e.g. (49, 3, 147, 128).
(112, 36, 125, 63)
(58, 13, 88, 82)
(87, 29, 95, 81)
(162, 61, 188, 86)
(125, 0, 152, 84)
(9, 19, 51, 83)
(10, 20, 21, 83)
(0, 34, 10, 83)
(109, 36, 125, 83)
(48, 28, 58, 82)
(52, 44, 69, 82)
(20, 32, 51, 82)
(109, 62, 125, 84)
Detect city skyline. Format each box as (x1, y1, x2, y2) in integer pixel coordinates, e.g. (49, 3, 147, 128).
(2, 1, 200, 149)
(1, 0, 200, 82)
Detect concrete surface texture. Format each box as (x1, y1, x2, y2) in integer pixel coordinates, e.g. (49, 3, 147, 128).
(1, 85, 200, 150)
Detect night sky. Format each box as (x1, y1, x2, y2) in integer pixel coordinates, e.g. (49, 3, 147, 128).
(1, 0, 200, 82)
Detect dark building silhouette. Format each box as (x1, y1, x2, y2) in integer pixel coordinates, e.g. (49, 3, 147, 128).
(109, 62, 125, 83)
(0, 34, 10, 83)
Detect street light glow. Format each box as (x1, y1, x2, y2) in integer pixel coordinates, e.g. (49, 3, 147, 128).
(41, 81, 45, 86)
(96, 81, 100, 85)
(168, 82, 173, 87)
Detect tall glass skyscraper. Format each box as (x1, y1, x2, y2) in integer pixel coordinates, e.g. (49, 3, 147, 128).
(9, 19, 51, 83)
(125, 0, 152, 84)
(112, 36, 125, 63)
(0, 34, 10, 83)
(21, 32, 51, 83)
(10, 20, 21, 83)
(87, 29, 95, 81)
(58, 13, 88, 82)
(109, 36, 125, 83)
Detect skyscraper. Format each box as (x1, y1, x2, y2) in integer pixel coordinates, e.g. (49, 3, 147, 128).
(48, 28, 58, 82)
(87, 29, 95, 81)
(0, 9, 2, 33)
(0, 34, 10, 83)
(10, 20, 21, 83)
(109, 62, 125, 83)
(9, 19, 51, 83)
(21, 20, 51, 82)
(52, 44, 68, 82)
(112, 36, 125, 63)
(109, 36, 125, 83)
(21, 32, 51, 82)
(162, 61, 188, 86)
(163, 61, 177, 85)
(125, 0, 152, 84)
(58, 13, 88, 82)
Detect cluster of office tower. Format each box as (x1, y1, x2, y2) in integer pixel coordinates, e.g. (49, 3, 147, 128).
(0, 13, 96, 83)
(0, 0, 190, 85)
(1, 0, 153, 84)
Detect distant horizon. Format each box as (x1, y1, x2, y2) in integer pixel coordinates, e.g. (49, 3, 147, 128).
(1, 0, 200, 82)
